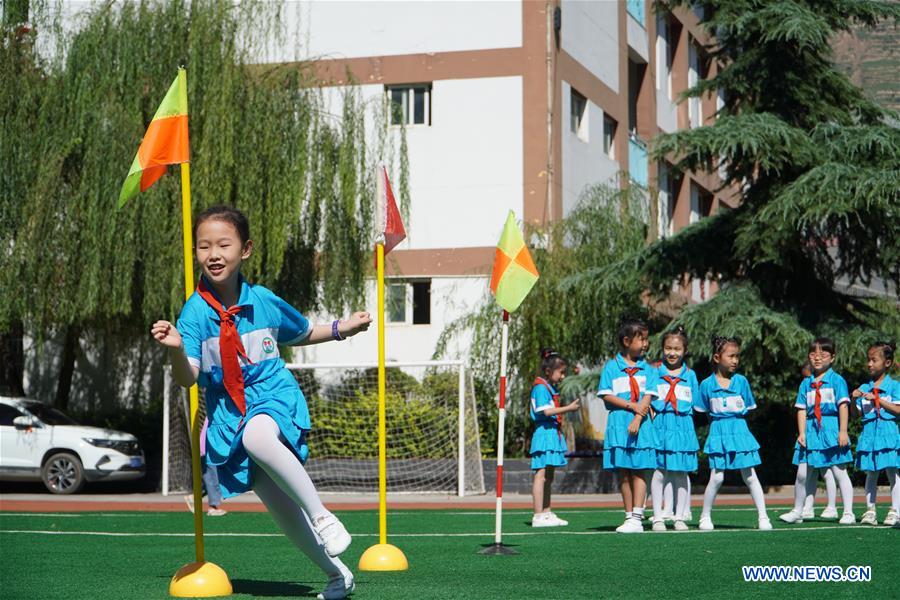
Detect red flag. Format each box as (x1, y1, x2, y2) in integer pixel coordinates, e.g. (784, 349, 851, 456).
(380, 166, 406, 255)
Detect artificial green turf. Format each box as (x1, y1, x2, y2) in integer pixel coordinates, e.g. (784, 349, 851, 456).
(1, 507, 897, 599)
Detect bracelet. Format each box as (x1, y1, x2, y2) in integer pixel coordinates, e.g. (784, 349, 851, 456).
(332, 319, 345, 341)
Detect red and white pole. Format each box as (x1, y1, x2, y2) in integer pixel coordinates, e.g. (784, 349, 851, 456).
(482, 309, 517, 554)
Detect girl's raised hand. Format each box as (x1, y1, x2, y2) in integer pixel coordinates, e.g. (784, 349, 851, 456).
(151, 320, 183, 349)
(851, 388, 863, 399)
(343, 312, 373, 337)
(567, 398, 581, 412)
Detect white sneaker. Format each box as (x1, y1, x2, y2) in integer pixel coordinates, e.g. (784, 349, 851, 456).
(819, 507, 838, 519)
(184, 494, 195, 514)
(682, 510, 693, 522)
(758, 517, 773, 531)
(547, 512, 569, 526)
(658, 512, 674, 522)
(698, 516, 714, 531)
(651, 519, 667, 532)
(884, 509, 899, 527)
(673, 520, 689, 531)
(206, 507, 227, 517)
(839, 512, 856, 525)
(860, 509, 877, 525)
(801, 507, 815, 520)
(313, 513, 352, 556)
(617, 518, 644, 533)
(778, 510, 803, 524)
(317, 569, 355, 600)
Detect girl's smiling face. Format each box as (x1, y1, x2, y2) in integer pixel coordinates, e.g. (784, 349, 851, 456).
(195, 218, 253, 289)
(548, 364, 567, 386)
(662, 336, 686, 370)
(808, 345, 834, 375)
(623, 330, 648, 359)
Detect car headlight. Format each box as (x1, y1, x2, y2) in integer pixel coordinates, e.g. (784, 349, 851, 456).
(84, 438, 117, 448)
(83, 438, 141, 454)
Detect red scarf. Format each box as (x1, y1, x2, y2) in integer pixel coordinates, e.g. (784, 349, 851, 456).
(534, 377, 563, 438)
(810, 380, 824, 427)
(872, 387, 882, 413)
(624, 367, 641, 403)
(196, 279, 252, 415)
(662, 375, 681, 415)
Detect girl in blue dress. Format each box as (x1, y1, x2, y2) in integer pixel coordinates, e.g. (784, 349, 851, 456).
(649, 327, 699, 531)
(780, 338, 854, 525)
(151, 206, 370, 600)
(852, 341, 900, 527)
(695, 336, 771, 531)
(530, 349, 580, 527)
(598, 318, 660, 534)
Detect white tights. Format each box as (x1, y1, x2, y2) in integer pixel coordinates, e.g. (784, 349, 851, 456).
(791, 462, 837, 513)
(243, 414, 345, 578)
(864, 468, 900, 510)
(701, 468, 767, 519)
(805, 465, 853, 516)
(651, 469, 690, 519)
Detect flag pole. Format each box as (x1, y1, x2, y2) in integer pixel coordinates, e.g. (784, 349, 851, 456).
(359, 167, 408, 572)
(481, 309, 517, 555)
(169, 67, 231, 598)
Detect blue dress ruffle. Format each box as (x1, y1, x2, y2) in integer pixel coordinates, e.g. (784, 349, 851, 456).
(603, 410, 659, 470)
(530, 423, 568, 470)
(653, 411, 699, 472)
(704, 417, 761, 470)
(804, 415, 853, 468)
(855, 419, 900, 471)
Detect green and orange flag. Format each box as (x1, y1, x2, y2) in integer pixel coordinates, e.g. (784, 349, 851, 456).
(118, 69, 189, 207)
(489, 211, 539, 313)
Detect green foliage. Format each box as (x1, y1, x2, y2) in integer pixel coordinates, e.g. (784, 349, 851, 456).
(435, 182, 649, 456)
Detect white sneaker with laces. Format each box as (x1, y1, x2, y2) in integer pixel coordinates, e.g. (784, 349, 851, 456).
(313, 513, 352, 556)
(839, 512, 856, 525)
(651, 519, 667, 532)
(617, 518, 644, 533)
(698, 516, 714, 531)
(547, 512, 569, 526)
(317, 569, 355, 600)
(673, 520, 689, 531)
(883, 509, 899, 527)
(801, 507, 815, 520)
(860, 509, 877, 525)
(778, 510, 803, 524)
(819, 507, 838, 519)
(758, 517, 773, 531)
(532, 512, 566, 527)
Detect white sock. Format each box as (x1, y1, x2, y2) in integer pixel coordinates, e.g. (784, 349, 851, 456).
(793, 463, 808, 513)
(624, 511, 632, 520)
(242, 414, 328, 521)
(674, 472, 689, 519)
(864, 470, 878, 508)
(823, 465, 837, 510)
(702, 469, 724, 518)
(651, 469, 666, 518)
(251, 465, 344, 577)
(632, 506, 645, 520)
(741, 467, 767, 519)
(832, 465, 854, 515)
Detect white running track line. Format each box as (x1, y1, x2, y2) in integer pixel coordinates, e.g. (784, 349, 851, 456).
(0, 525, 892, 538)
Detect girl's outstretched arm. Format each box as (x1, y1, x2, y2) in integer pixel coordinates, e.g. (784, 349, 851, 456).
(542, 399, 581, 417)
(297, 312, 373, 345)
(150, 320, 199, 388)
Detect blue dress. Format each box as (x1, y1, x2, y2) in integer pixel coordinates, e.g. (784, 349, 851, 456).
(651, 364, 700, 472)
(597, 355, 660, 470)
(529, 378, 568, 470)
(793, 369, 853, 468)
(854, 375, 900, 471)
(177, 276, 314, 498)
(696, 373, 761, 470)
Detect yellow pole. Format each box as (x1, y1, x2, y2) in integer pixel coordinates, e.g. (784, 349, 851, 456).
(376, 242, 387, 545)
(169, 67, 231, 597)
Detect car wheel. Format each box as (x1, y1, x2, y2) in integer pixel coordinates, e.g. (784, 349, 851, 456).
(41, 452, 85, 494)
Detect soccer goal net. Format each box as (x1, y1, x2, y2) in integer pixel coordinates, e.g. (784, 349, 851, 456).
(162, 360, 484, 496)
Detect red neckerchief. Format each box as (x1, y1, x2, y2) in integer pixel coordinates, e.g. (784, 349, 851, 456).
(534, 377, 563, 438)
(810, 380, 825, 428)
(662, 375, 681, 415)
(624, 367, 641, 403)
(872, 387, 882, 414)
(196, 279, 252, 416)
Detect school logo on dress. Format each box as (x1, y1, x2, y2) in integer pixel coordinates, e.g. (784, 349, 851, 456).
(262, 337, 276, 354)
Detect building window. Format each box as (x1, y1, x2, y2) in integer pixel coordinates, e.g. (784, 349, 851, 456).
(387, 84, 431, 126)
(603, 114, 617, 160)
(626, 0, 645, 27)
(386, 279, 432, 325)
(570, 88, 588, 141)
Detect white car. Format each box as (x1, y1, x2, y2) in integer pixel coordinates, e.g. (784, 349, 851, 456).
(0, 396, 145, 494)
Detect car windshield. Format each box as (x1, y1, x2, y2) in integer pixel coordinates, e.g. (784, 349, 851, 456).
(24, 402, 79, 426)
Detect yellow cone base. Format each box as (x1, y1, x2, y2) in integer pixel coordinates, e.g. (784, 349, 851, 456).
(358, 543, 409, 571)
(169, 561, 233, 597)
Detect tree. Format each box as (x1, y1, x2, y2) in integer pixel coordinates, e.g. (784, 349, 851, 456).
(565, 0, 900, 481)
(0, 0, 401, 407)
